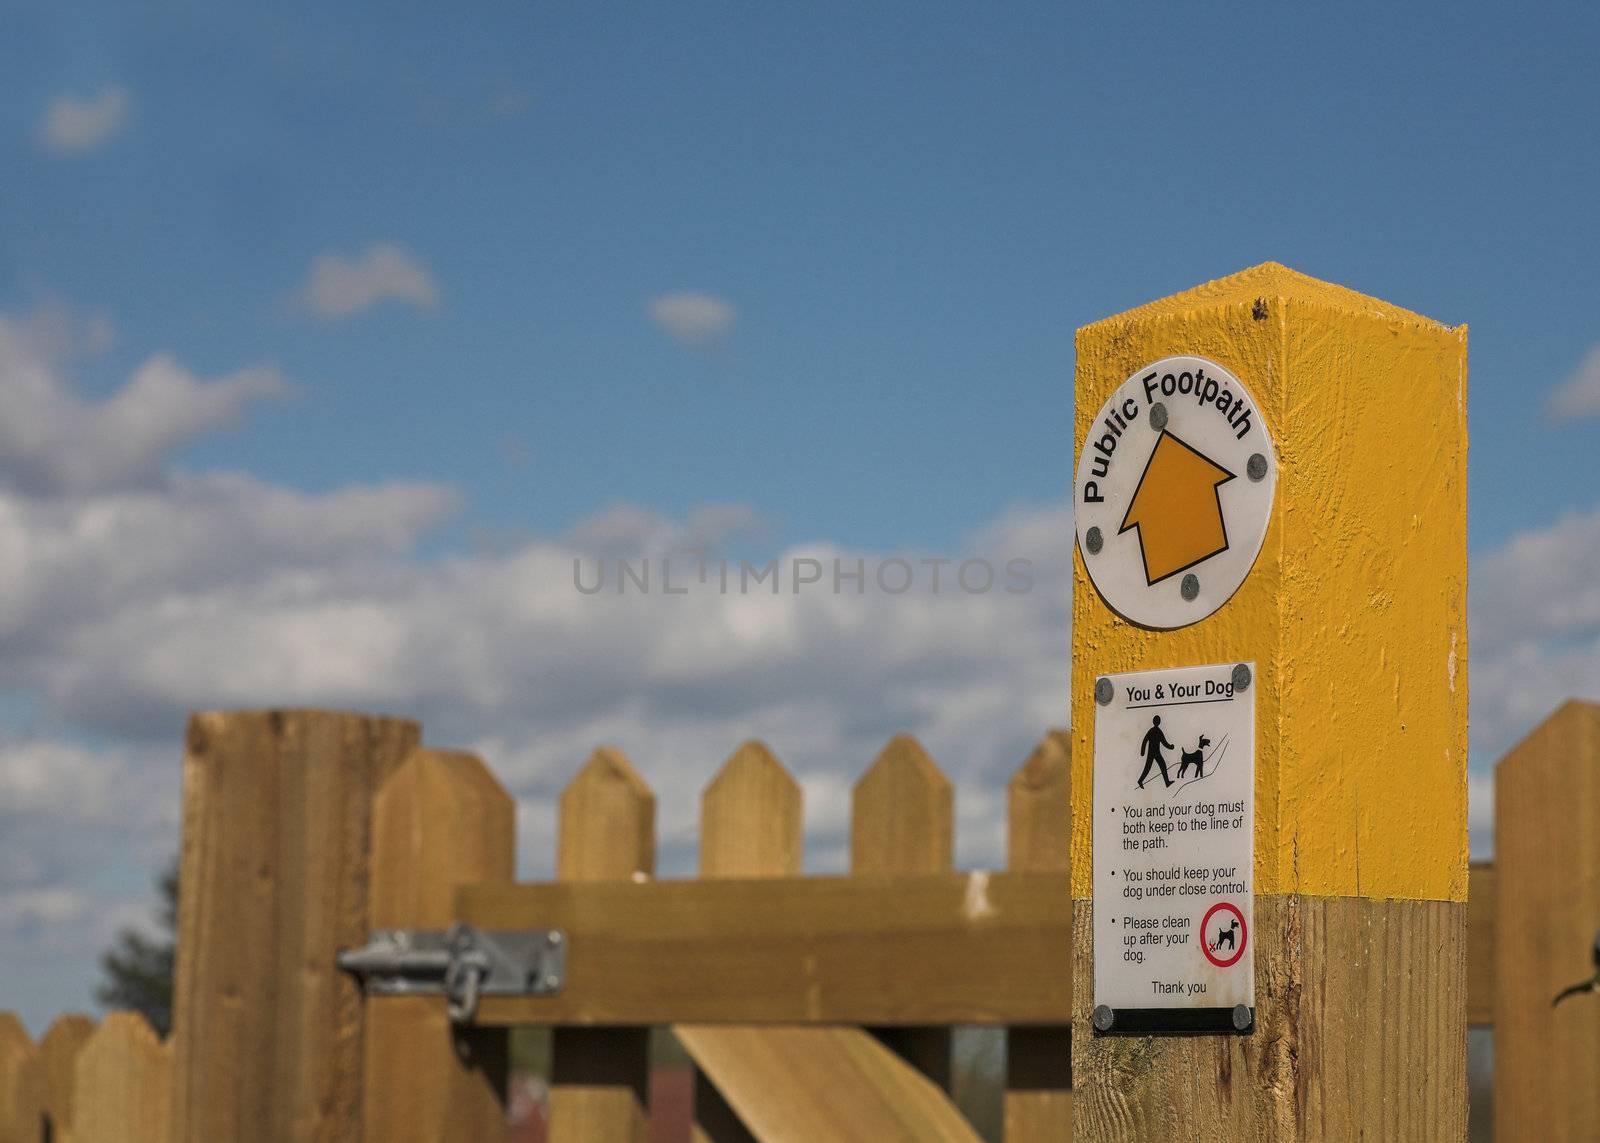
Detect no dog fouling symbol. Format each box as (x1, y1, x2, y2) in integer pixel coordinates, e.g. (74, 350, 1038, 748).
(1201, 901, 1247, 969)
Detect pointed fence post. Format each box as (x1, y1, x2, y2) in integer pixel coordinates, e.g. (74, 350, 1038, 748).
(1005, 730, 1073, 1141)
(170, 709, 421, 1143)
(698, 740, 802, 879)
(549, 748, 656, 1143)
(0, 1013, 31, 1143)
(690, 740, 802, 1140)
(363, 749, 514, 1142)
(1071, 265, 1468, 1138)
(1494, 700, 1600, 1139)
(10, 1014, 93, 1143)
(74, 1011, 170, 1143)
(852, 735, 955, 1090)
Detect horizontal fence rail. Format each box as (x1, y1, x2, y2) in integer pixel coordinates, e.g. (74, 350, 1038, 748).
(460, 871, 1074, 1026)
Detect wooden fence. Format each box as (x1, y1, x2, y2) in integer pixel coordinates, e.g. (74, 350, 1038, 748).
(2, 700, 1599, 1140)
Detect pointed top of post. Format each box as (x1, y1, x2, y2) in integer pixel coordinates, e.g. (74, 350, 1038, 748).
(700, 740, 802, 877)
(1081, 262, 1457, 335)
(1009, 730, 1072, 874)
(38, 1013, 94, 1055)
(1498, 699, 1600, 778)
(558, 746, 657, 881)
(373, 748, 515, 926)
(84, 1010, 163, 1050)
(566, 745, 653, 800)
(0, 1010, 30, 1053)
(379, 747, 510, 811)
(851, 735, 953, 875)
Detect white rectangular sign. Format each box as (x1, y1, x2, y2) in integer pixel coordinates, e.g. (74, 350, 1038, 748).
(1092, 661, 1255, 1033)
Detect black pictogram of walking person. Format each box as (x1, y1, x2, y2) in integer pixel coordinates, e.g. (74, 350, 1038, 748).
(1137, 715, 1175, 789)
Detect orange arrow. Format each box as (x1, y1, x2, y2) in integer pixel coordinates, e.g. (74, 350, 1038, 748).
(1118, 431, 1237, 585)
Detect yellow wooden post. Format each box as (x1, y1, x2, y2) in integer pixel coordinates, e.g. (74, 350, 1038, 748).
(1070, 264, 1468, 1138)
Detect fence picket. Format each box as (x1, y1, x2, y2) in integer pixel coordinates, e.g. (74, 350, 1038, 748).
(9, 1014, 92, 1143)
(852, 735, 955, 1089)
(364, 749, 513, 1142)
(550, 748, 655, 1143)
(691, 740, 800, 1140)
(1005, 730, 1073, 1141)
(699, 740, 801, 878)
(1494, 699, 1600, 1139)
(73, 1011, 169, 1143)
(0, 1013, 31, 1143)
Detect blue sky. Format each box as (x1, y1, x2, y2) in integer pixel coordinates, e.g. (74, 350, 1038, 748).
(2, 3, 1599, 1031)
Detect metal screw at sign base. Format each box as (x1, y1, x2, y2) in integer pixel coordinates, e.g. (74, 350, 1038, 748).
(1232, 1004, 1254, 1032)
(1232, 663, 1252, 692)
(1095, 678, 1113, 706)
(1247, 453, 1268, 482)
(1085, 526, 1103, 555)
(1180, 573, 1200, 601)
(1149, 402, 1169, 431)
(1093, 1005, 1115, 1032)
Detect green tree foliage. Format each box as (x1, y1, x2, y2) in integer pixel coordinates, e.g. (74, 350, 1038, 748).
(96, 861, 177, 1036)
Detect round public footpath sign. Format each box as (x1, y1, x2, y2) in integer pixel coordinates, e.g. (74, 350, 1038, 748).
(1074, 355, 1277, 629)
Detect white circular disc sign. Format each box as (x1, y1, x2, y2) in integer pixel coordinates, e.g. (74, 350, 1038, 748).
(1075, 355, 1277, 629)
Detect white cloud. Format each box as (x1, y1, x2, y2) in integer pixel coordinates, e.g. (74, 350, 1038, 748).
(17, 301, 115, 363)
(487, 83, 533, 119)
(648, 292, 736, 347)
(296, 244, 440, 320)
(39, 88, 130, 156)
(0, 318, 287, 495)
(1547, 345, 1600, 423)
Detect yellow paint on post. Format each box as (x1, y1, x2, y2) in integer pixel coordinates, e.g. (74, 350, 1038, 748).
(1071, 263, 1468, 902)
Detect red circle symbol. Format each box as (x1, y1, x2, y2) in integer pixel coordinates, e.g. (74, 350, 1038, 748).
(1201, 902, 1247, 968)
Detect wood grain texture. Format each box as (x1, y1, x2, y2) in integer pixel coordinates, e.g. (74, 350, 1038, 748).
(0, 1013, 31, 1143)
(852, 736, 953, 877)
(1008, 730, 1073, 876)
(363, 749, 513, 1143)
(1006, 732, 1073, 1141)
(557, 747, 654, 884)
(687, 739, 800, 1140)
(462, 872, 1073, 1026)
(854, 736, 956, 1089)
(698, 740, 801, 878)
(1072, 896, 1465, 1141)
(677, 1027, 981, 1143)
(74, 1011, 170, 1143)
(9, 1014, 93, 1143)
(1495, 700, 1600, 1141)
(549, 748, 654, 1143)
(1466, 861, 1494, 1027)
(169, 709, 421, 1143)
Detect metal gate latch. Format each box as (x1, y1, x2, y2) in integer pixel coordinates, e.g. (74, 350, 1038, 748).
(337, 923, 565, 1023)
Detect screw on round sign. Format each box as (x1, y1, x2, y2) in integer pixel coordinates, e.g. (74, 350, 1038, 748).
(1201, 901, 1248, 969)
